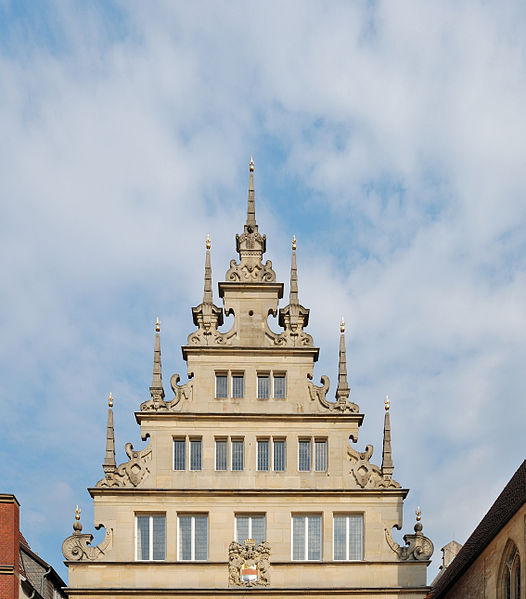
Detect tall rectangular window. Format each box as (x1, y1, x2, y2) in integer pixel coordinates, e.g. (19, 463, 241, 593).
(190, 439, 202, 471)
(334, 515, 363, 560)
(232, 374, 244, 398)
(173, 439, 186, 471)
(257, 439, 269, 471)
(298, 439, 311, 471)
(215, 374, 228, 398)
(178, 515, 208, 561)
(273, 374, 286, 398)
(215, 439, 227, 471)
(273, 439, 286, 472)
(231, 439, 244, 471)
(136, 514, 166, 561)
(236, 514, 266, 545)
(292, 515, 322, 561)
(314, 439, 328, 472)
(257, 374, 270, 399)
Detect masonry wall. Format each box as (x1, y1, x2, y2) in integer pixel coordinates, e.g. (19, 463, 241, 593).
(0, 494, 20, 599)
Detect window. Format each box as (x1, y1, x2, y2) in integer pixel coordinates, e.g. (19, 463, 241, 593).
(190, 439, 202, 471)
(257, 439, 269, 471)
(216, 373, 228, 398)
(292, 515, 322, 561)
(231, 439, 244, 471)
(257, 374, 270, 399)
(236, 514, 266, 545)
(334, 515, 363, 560)
(232, 374, 244, 398)
(136, 514, 166, 561)
(314, 439, 328, 472)
(173, 439, 186, 471)
(298, 439, 311, 471)
(498, 541, 521, 599)
(178, 515, 208, 561)
(273, 439, 286, 471)
(273, 374, 286, 398)
(215, 438, 227, 471)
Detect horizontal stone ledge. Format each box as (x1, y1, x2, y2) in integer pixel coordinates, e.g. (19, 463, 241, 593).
(135, 412, 364, 423)
(65, 560, 429, 567)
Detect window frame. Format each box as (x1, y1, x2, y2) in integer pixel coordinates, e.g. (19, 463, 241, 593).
(333, 513, 364, 561)
(177, 513, 208, 561)
(273, 373, 287, 399)
(135, 513, 166, 561)
(215, 437, 228, 471)
(257, 438, 270, 471)
(314, 438, 328, 472)
(231, 372, 245, 399)
(231, 438, 245, 471)
(291, 514, 322, 561)
(173, 437, 186, 471)
(273, 438, 286, 472)
(189, 437, 202, 471)
(298, 438, 312, 472)
(215, 372, 228, 399)
(235, 513, 266, 545)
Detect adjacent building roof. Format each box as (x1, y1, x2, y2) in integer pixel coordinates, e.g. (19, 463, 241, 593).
(429, 459, 526, 597)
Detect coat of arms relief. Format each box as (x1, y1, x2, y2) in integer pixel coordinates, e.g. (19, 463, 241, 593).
(228, 539, 270, 587)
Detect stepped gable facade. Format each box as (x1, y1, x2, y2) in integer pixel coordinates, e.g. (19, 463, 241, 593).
(63, 160, 433, 598)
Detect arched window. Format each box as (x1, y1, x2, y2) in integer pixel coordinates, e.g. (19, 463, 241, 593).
(499, 541, 521, 599)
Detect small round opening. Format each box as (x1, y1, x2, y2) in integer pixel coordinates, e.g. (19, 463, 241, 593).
(248, 310, 254, 316)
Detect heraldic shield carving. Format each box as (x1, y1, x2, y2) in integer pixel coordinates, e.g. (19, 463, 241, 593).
(228, 539, 270, 587)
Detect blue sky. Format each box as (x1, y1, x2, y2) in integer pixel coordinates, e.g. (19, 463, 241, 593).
(1, 0, 526, 584)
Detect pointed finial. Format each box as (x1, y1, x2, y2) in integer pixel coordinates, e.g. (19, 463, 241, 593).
(103, 393, 116, 475)
(249, 156, 254, 172)
(335, 318, 350, 403)
(150, 316, 165, 401)
(156, 317, 160, 332)
(73, 505, 82, 532)
(108, 392, 113, 408)
(75, 505, 81, 520)
(414, 506, 423, 533)
(385, 394, 390, 411)
(340, 317, 345, 333)
(292, 235, 296, 251)
(416, 507, 421, 522)
(206, 234, 211, 250)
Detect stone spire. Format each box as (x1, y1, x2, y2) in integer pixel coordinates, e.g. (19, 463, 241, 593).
(381, 395, 394, 479)
(189, 237, 224, 344)
(277, 236, 312, 346)
(335, 318, 350, 404)
(102, 393, 116, 476)
(225, 158, 276, 282)
(149, 318, 165, 404)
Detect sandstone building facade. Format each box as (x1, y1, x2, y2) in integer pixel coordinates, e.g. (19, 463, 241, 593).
(62, 160, 433, 598)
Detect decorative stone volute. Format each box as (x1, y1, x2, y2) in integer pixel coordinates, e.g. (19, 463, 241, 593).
(62, 506, 113, 561)
(385, 508, 434, 561)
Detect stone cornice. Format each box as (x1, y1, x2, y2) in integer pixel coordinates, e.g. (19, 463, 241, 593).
(135, 412, 364, 424)
(218, 281, 284, 298)
(181, 345, 320, 360)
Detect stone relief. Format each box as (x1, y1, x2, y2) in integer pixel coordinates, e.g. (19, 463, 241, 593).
(225, 256, 276, 283)
(228, 539, 270, 587)
(347, 443, 400, 489)
(62, 513, 112, 562)
(96, 442, 152, 488)
(140, 374, 193, 411)
(385, 521, 434, 561)
(307, 375, 359, 413)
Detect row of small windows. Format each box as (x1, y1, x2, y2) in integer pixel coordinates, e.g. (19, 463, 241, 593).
(215, 372, 286, 399)
(136, 513, 363, 562)
(173, 437, 327, 472)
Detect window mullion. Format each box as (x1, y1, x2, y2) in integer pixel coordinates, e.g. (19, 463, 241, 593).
(149, 516, 153, 561)
(191, 516, 195, 561)
(305, 518, 309, 561)
(346, 516, 350, 561)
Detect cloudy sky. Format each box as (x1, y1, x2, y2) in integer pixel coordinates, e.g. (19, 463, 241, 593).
(1, 0, 525, 584)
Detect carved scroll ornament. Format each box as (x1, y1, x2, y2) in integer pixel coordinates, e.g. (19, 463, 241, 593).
(62, 525, 112, 561)
(225, 256, 276, 283)
(140, 374, 193, 411)
(347, 443, 400, 489)
(307, 375, 359, 413)
(96, 442, 152, 488)
(228, 539, 270, 587)
(385, 523, 434, 561)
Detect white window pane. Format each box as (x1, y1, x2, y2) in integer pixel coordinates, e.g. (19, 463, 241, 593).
(292, 516, 305, 560)
(251, 516, 266, 545)
(298, 440, 311, 471)
(257, 440, 269, 471)
(348, 515, 363, 560)
(232, 375, 244, 398)
(194, 516, 208, 561)
(152, 515, 166, 560)
(190, 439, 202, 471)
(257, 375, 270, 399)
(274, 375, 286, 398)
(216, 375, 228, 398)
(315, 440, 327, 472)
(179, 516, 192, 560)
(137, 516, 150, 560)
(308, 516, 322, 560)
(174, 440, 186, 471)
(273, 440, 285, 471)
(215, 440, 227, 471)
(236, 515, 250, 543)
(333, 516, 347, 560)
(232, 440, 244, 471)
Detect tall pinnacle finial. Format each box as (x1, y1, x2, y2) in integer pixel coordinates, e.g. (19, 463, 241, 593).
(289, 235, 299, 305)
(203, 235, 213, 305)
(247, 157, 256, 228)
(73, 505, 82, 533)
(150, 318, 165, 404)
(382, 394, 394, 479)
(103, 393, 116, 476)
(335, 318, 350, 403)
(414, 507, 424, 534)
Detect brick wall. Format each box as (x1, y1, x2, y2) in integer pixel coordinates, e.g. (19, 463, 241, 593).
(0, 494, 20, 599)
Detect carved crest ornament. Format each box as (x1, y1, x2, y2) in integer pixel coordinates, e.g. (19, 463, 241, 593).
(228, 539, 271, 587)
